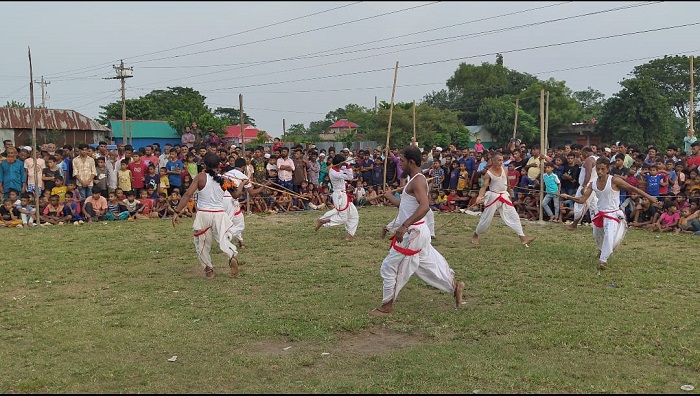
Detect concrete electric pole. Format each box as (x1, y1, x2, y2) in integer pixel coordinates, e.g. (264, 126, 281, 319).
(106, 60, 133, 145)
(33, 76, 50, 108)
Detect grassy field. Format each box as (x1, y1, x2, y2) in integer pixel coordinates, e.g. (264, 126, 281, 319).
(1, 206, 699, 394)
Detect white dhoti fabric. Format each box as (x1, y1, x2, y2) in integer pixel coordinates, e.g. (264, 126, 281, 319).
(475, 191, 524, 237)
(223, 197, 245, 244)
(380, 222, 455, 304)
(592, 209, 627, 263)
(425, 208, 435, 237)
(573, 184, 599, 221)
(192, 210, 238, 269)
(319, 190, 359, 236)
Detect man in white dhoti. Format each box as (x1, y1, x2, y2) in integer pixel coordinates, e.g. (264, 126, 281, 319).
(471, 153, 536, 246)
(173, 153, 244, 278)
(314, 154, 359, 242)
(370, 145, 465, 317)
(223, 158, 252, 249)
(567, 146, 598, 230)
(561, 158, 659, 270)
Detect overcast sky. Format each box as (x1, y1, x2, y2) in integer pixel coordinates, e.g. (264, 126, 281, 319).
(1, 1, 698, 137)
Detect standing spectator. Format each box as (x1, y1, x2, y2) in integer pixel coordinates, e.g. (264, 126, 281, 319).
(181, 126, 196, 149)
(541, 162, 561, 222)
(684, 129, 697, 156)
(165, 148, 184, 196)
(276, 147, 295, 192)
(24, 149, 45, 197)
(306, 151, 320, 188)
(687, 142, 700, 172)
(128, 151, 146, 196)
(0, 147, 26, 199)
(72, 143, 97, 200)
(203, 129, 222, 147)
(428, 159, 444, 191)
(42, 156, 61, 195)
(291, 148, 308, 193)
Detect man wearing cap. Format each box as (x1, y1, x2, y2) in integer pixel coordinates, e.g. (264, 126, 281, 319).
(314, 153, 359, 242)
(203, 129, 222, 147)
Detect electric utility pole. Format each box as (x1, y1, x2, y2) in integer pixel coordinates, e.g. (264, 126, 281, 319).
(33, 76, 50, 108)
(105, 60, 133, 145)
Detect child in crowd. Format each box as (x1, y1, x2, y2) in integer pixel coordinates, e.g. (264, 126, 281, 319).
(118, 159, 132, 195)
(152, 192, 173, 218)
(429, 190, 440, 211)
(42, 156, 61, 194)
(114, 187, 126, 201)
(457, 162, 469, 195)
(106, 192, 129, 221)
(83, 186, 108, 222)
(122, 190, 144, 221)
(65, 180, 82, 203)
(629, 196, 659, 229)
(159, 167, 170, 196)
(167, 190, 180, 215)
(41, 194, 71, 225)
(541, 162, 561, 222)
(63, 191, 83, 224)
(51, 176, 67, 203)
(0, 198, 23, 227)
(17, 193, 36, 226)
(649, 200, 679, 232)
(676, 207, 700, 235)
(138, 190, 155, 219)
(144, 164, 159, 192)
(94, 157, 108, 197)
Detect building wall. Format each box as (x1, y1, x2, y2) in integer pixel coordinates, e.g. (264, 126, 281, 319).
(112, 137, 183, 150)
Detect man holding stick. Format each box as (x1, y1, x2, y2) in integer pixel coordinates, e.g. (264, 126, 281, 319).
(370, 145, 464, 317)
(314, 154, 359, 242)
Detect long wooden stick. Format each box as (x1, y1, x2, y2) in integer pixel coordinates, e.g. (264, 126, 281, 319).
(539, 89, 545, 222)
(690, 55, 694, 134)
(28, 47, 40, 225)
(512, 97, 519, 139)
(383, 61, 399, 189)
(249, 180, 310, 200)
(412, 99, 417, 141)
(365, 176, 435, 202)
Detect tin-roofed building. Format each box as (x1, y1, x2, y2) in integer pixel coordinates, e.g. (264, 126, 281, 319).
(0, 108, 109, 147)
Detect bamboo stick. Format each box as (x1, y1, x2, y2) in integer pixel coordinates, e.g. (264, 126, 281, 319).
(383, 61, 399, 189)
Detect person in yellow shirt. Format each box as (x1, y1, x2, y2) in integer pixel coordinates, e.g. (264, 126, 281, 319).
(117, 159, 132, 194)
(51, 176, 68, 203)
(159, 167, 170, 196)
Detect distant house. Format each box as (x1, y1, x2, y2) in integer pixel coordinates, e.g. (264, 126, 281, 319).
(0, 108, 109, 147)
(319, 119, 359, 141)
(553, 121, 601, 147)
(109, 120, 182, 149)
(466, 125, 495, 149)
(223, 124, 269, 145)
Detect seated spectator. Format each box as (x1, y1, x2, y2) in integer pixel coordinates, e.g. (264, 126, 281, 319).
(41, 194, 71, 225)
(0, 198, 23, 227)
(83, 186, 108, 222)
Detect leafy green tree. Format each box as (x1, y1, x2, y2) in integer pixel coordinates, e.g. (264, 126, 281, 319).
(596, 77, 677, 148)
(572, 87, 606, 122)
(477, 96, 538, 146)
(213, 107, 255, 127)
(3, 100, 26, 108)
(631, 55, 698, 119)
(251, 130, 271, 145)
(286, 123, 307, 136)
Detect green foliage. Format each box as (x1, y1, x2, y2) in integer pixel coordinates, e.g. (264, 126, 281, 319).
(286, 123, 308, 136)
(631, 55, 698, 119)
(596, 77, 676, 148)
(213, 107, 255, 127)
(477, 96, 538, 146)
(3, 100, 26, 108)
(44, 129, 63, 145)
(572, 87, 606, 122)
(250, 130, 271, 145)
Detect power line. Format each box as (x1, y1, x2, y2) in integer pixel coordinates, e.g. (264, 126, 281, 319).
(43, 2, 413, 80)
(198, 21, 700, 93)
(137, 2, 575, 70)
(0, 83, 29, 99)
(132, 1, 660, 90)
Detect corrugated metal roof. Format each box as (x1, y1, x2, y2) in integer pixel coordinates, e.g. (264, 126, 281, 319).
(108, 120, 180, 139)
(224, 124, 262, 139)
(0, 108, 109, 131)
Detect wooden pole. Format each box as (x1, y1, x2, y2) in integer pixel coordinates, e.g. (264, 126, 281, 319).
(28, 47, 40, 226)
(539, 89, 545, 222)
(383, 61, 399, 189)
(239, 94, 250, 213)
(129, 118, 133, 146)
(545, 91, 550, 152)
(282, 118, 286, 141)
(690, 55, 695, 135)
(120, 61, 127, 145)
(512, 97, 519, 139)
(412, 100, 417, 141)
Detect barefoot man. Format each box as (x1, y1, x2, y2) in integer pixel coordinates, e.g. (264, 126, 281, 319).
(561, 157, 659, 270)
(314, 154, 359, 242)
(567, 146, 598, 230)
(173, 153, 244, 279)
(471, 153, 536, 246)
(370, 145, 465, 316)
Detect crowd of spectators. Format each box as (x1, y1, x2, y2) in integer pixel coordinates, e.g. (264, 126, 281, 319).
(0, 128, 698, 236)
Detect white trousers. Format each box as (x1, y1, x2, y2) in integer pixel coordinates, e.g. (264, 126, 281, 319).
(223, 197, 245, 244)
(573, 184, 599, 221)
(380, 223, 455, 304)
(192, 210, 237, 269)
(319, 190, 359, 236)
(592, 210, 627, 263)
(475, 191, 524, 237)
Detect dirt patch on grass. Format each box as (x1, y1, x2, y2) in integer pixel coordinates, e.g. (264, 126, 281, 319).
(246, 326, 427, 357)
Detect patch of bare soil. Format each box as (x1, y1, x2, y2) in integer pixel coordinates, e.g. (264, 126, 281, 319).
(246, 326, 426, 357)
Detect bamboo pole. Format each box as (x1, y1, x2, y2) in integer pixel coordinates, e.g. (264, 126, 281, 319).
(539, 89, 545, 222)
(412, 99, 417, 141)
(545, 91, 550, 152)
(239, 94, 250, 213)
(383, 61, 399, 189)
(512, 97, 519, 139)
(28, 47, 40, 225)
(690, 55, 694, 135)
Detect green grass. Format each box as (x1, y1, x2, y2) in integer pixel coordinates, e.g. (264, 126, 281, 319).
(1, 207, 699, 393)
